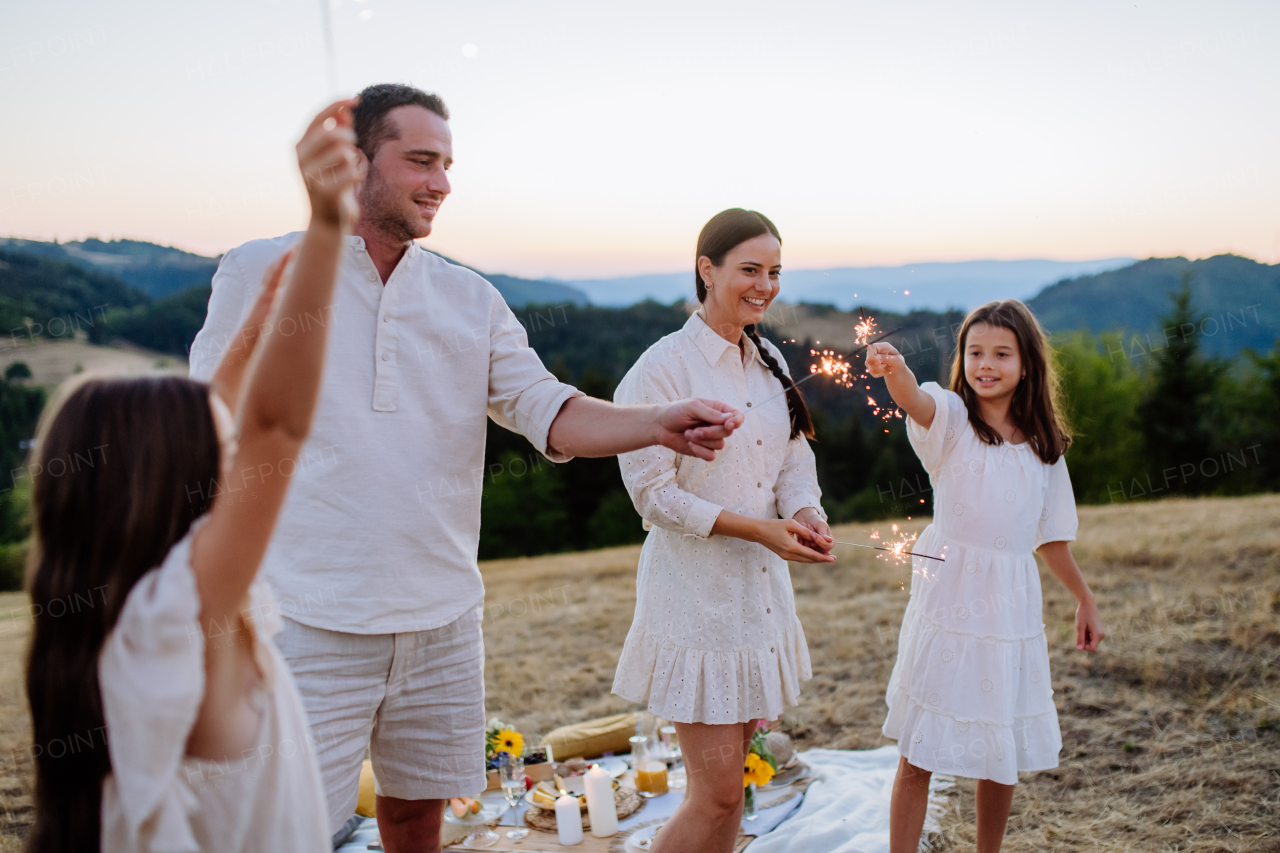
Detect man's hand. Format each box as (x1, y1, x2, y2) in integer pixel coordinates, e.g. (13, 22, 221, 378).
(655, 399, 745, 461)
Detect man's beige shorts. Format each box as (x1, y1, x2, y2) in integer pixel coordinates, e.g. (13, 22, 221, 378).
(276, 602, 487, 834)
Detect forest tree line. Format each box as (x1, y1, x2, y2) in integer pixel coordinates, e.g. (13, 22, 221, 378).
(0, 281, 1276, 577)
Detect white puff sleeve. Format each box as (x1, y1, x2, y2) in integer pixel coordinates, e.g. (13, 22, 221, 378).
(98, 522, 208, 853)
(905, 381, 968, 472)
(614, 353, 725, 540)
(1034, 455, 1079, 549)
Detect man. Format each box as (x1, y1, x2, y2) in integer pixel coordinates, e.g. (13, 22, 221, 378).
(189, 83, 743, 853)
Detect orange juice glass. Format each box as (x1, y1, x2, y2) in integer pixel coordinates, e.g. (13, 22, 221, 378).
(636, 760, 668, 796)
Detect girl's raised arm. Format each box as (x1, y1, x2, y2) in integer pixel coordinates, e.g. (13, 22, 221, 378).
(191, 97, 362, 626)
(865, 341, 936, 429)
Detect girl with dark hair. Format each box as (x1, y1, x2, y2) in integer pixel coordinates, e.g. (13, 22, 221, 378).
(612, 209, 834, 853)
(865, 299, 1106, 853)
(24, 97, 362, 853)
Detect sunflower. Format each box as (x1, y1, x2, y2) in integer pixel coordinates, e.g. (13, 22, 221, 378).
(495, 728, 524, 758)
(743, 752, 775, 788)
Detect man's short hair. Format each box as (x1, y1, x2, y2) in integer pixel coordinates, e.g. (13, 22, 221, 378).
(353, 83, 449, 160)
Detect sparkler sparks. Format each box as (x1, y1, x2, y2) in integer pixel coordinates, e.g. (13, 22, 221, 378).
(832, 523, 945, 563)
(809, 349, 855, 388)
(854, 314, 878, 347)
(745, 328, 902, 413)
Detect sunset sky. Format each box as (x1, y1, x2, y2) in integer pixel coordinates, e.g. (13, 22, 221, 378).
(2, 0, 1276, 278)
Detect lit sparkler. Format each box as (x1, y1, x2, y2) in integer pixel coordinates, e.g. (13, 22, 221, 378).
(746, 328, 901, 412)
(832, 522, 945, 563)
(853, 311, 877, 347)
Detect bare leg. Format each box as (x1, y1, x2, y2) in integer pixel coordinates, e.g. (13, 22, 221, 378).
(889, 757, 932, 853)
(377, 796, 445, 853)
(974, 779, 1015, 853)
(652, 719, 759, 853)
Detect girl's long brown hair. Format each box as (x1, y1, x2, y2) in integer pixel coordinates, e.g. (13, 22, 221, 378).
(949, 299, 1072, 464)
(25, 375, 220, 853)
(695, 208, 814, 440)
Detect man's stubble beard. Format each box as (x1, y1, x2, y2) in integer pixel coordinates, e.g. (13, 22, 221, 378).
(358, 161, 426, 243)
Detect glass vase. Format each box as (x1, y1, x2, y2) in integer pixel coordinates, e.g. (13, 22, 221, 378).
(743, 782, 757, 819)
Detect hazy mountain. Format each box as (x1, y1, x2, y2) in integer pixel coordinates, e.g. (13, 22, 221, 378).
(1028, 254, 1280, 357)
(561, 258, 1136, 312)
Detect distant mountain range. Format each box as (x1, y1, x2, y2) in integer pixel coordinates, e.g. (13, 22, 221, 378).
(1, 236, 1275, 360)
(559, 258, 1137, 312)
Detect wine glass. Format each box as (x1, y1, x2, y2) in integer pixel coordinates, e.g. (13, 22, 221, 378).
(499, 752, 529, 840)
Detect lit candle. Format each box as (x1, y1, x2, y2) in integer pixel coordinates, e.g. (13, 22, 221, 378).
(555, 794, 583, 845)
(584, 764, 617, 837)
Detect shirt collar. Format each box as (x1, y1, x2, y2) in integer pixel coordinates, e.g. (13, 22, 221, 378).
(342, 235, 422, 256)
(684, 311, 770, 370)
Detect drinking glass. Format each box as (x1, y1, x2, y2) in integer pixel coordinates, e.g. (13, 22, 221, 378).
(499, 753, 529, 840)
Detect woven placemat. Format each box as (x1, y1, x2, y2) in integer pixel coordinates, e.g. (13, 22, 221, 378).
(524, 787, 644, 832)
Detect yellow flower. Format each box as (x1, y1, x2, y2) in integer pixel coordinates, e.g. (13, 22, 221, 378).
(496, 728, 524, 757)
(743, 752, 775, 788)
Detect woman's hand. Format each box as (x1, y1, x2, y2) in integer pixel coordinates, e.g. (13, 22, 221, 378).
(210, 249, 294, 414)
(754, 519, 836, 563)
(792, 507, 833, 554)
(297, 97, 363, 229)
(1076, 596, 1106, 652)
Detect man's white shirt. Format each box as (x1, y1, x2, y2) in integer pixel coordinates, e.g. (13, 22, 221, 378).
(189, 233, 582, 634)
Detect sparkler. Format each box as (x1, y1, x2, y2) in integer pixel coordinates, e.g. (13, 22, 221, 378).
(831, 522, 945, 563)
(831, 541, 946, 563)
(746, 328, 902, 412)
(319, 0, 338, 93)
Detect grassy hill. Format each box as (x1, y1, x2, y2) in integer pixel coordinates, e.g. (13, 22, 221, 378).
(0, 237, 219, 300)
(0, 248, 148, 345)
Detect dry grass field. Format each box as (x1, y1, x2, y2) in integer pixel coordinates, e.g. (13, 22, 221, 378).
(0, 494, 1274, 850)
(0, 338, 186, 388)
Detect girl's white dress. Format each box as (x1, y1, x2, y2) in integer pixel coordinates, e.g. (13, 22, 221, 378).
(611, 312, 825, 725)
(98, 517, 331, 852)
(882, 382, 1077, 785)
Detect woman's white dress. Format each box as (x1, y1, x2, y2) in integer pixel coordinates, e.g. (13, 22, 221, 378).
(98, 517, 331, 852)
(882, 382, 1077, 784)
(611, 312, 825, 725)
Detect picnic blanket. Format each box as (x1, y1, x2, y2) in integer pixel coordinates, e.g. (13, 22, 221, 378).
(745, 746, 953, 853)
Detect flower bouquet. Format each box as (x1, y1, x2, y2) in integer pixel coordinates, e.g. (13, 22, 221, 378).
(742, 721, 777, 816)
(485, 718, 524, 771)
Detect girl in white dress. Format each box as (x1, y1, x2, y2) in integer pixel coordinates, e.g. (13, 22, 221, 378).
(23, 99, 362, 853)
(865, 299, 1106, 853)
(613, 209, 836, 853)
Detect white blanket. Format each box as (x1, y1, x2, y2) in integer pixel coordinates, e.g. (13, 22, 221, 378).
(747, 747, 953, 853)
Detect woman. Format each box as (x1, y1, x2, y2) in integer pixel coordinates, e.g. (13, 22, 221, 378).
(612, 209, 835, 853)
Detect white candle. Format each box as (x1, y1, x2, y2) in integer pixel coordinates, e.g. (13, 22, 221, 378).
(584, 764, 618, 837)
(555, 794, 584, 846)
